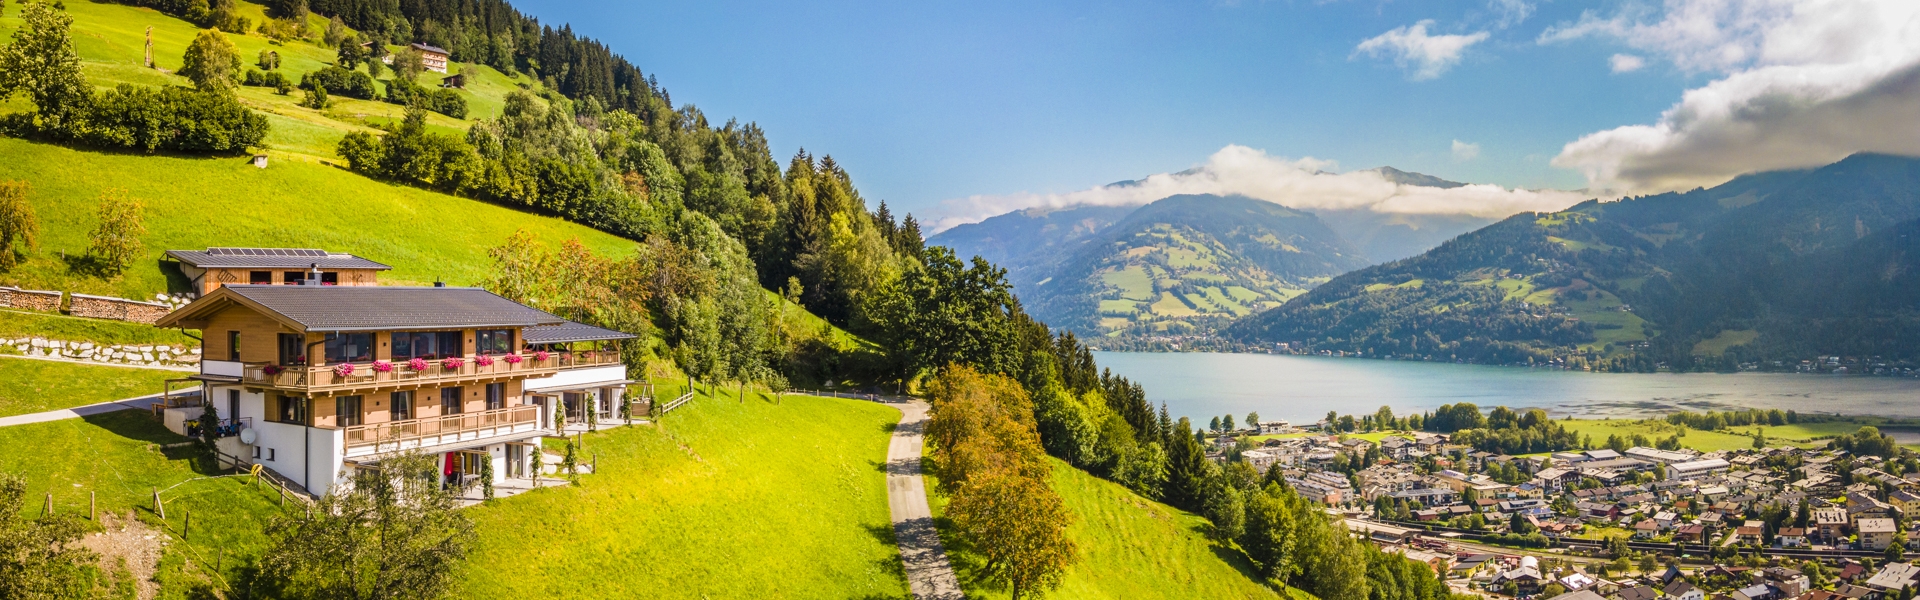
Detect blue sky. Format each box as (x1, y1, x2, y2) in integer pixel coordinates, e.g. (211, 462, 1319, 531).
(511, 0, 1920, 226)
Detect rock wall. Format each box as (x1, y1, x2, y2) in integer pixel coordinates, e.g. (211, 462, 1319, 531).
(3, 337, 199, 368)
(0, 287, 62, 312)
(69, 293, 173, 325)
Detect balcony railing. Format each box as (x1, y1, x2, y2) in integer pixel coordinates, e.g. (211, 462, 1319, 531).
(342, 404, 542, 450)
(238, 351, 620, 391)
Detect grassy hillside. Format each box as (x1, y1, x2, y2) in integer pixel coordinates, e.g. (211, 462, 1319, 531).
(0, 357, 180, 417)
(0, 136, 636, 299)
(934, 456, 1292, 600)
(0, 310, 199, 347)
(0, 0, 535, 159)
(457, 392, 908, 599)
(0, 411, 284, 596)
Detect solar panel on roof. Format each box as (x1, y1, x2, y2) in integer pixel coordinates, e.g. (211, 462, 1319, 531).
(206, 247, 326, 257)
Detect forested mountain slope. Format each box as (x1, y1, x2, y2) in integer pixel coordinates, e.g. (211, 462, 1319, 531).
(1226, 152, 1920, 371)
(1014, 194, 1368, 338)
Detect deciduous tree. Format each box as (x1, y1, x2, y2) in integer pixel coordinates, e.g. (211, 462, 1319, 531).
(0, 180, 37, 270)
(257, 452, 474, 600)
(0, 1, 91, 131)
(180, 29, 242, 91)
(85, 188, 145, 275)
(0, 472, 94, 598)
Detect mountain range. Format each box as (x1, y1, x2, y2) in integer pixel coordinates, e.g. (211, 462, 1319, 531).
(1224, 152, 1920, 369)
(930, 168, 1501, 341)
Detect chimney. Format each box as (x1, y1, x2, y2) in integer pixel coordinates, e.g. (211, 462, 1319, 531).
(434, 281, 446, 288)
(305, 263, 322, 285)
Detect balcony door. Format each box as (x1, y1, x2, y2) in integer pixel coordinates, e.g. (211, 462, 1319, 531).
(390, 391, 414, 421)
(278, 334, 305, 366)
(441, 387, 463, 415)
(336, 396, 362, 427)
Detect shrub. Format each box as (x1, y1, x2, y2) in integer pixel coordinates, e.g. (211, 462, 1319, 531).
(242, 69, 290, 89)
(299, 66, 377, 99)
(75, 84, 269, 152)
(385, 79, 468, 119)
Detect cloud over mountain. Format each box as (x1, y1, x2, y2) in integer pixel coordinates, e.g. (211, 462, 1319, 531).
(1543, 0, 1920, 194)
(926, 145, 1589, 232)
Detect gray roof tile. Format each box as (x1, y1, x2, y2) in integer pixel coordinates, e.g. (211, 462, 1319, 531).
(223, 285, 562, 331)
(166, 248, 392, 270)
(523, 320, 640, 344)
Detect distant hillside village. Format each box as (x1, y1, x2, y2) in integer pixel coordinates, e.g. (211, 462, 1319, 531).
(1208, 417, 1920, 600)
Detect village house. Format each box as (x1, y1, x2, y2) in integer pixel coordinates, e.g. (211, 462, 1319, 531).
(411, 43, 451, 73)
(1856, 518, 1897, 550)
(154, 283, 636, 496)
(166, 247, 391, 297)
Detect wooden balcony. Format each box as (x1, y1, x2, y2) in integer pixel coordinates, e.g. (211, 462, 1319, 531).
(341, 404, 542, 454)
(237, 351, 620, 393)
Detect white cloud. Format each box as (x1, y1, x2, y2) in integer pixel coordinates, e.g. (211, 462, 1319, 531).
(1609, 53, 1646, 73)
(1355, 21, 1492, 80)
(1451, 140, 1482, 161)
(1489, 0, 1537, 28)
(926, 145, 1589, 232)
(1543, 0, 1920, 193)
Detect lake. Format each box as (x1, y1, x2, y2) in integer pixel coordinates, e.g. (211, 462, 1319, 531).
(1091, 351, 1920, 423)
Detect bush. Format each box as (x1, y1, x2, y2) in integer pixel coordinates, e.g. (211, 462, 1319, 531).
(299, 66, 377, 99)
(385, 79, 467, 119)
(71, 84, 269, 152)
(242, 69, 290, 89)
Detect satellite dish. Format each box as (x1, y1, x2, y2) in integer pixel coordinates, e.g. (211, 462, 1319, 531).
(239, 428, 258, 444)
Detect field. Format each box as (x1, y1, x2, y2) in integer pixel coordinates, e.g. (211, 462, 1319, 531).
(0, 357, 180, 417)
(933, 457, 1298, 600)
(1556, 419, 1766, 452)
(1724, 420, 1891, 446)
(0, 137, 639, 299)
(455, 392, 908, 599)
(0, 310, 200, 347)
(1692, 329, 1759, 356)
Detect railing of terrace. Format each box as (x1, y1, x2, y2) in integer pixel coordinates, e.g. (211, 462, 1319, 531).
(340, 404, 541, 448)
(239, 351, 622, 391)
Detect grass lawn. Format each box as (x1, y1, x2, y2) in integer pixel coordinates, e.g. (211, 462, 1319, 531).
(0, 410, 286, 595)
(0, 137, 640, 300)
(1726, 420, 1889, 446)
(0, 310, 201, 347)
(1558, 419, 1761, 452)
(933, 456, 1297, 600)
(0, 357, 180, 417)
(455, 392, 908, 599)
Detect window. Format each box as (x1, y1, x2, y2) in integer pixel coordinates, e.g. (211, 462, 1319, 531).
(441, 387, 463, 415)
(323, 332, 373, 364)
(272, 394, 308, 424)
(278, 333, 305, 365)
(252, 447, 260, 459)
(393, 331, 462, 360)
(227, 389, 240, 421)
(390, 391, 413, 421)
(282, 271, 304, 284)
(249, 270, 272, 285)
(321, 272, 339, 286)
(336, 396, 362, 427)
(267, 448, 276, 461)
(228, 331, 241, 361)
(485, 383, 506, 410)
(475, 329, 514, 355)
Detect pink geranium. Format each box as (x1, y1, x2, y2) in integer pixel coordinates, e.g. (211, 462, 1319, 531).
(533, 350, 551, 362)
(262, 364, 283, 376)
(407, 357, 429, 371)
(441, 357, 466, 370)
(475, 354, 495, 367)
(503, 353, 523, 364)
(372, 360, 394, 373)
(333, 363, 355, 377)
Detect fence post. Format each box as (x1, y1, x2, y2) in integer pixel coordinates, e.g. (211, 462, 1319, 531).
(153, 488, 164, 519)
(44, 493, 52, 517)
(184, 509, 191, 540)
(90, 491, 96, 521)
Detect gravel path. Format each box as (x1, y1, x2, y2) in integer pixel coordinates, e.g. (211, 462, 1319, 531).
(884, 398, 964, 600)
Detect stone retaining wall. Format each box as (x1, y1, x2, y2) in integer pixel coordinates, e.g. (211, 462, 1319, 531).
(69, 293, 173, 325)
(0, 287, 63, 312)
(2, 336, 199, 368)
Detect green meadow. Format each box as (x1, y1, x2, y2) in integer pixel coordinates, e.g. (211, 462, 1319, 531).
(456, 392, 908, 599)
(0, 357, 180, 417)
(934, 456, 1297, 600)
